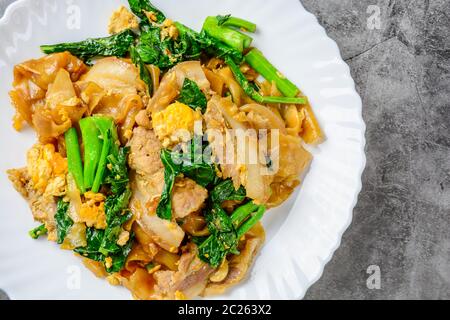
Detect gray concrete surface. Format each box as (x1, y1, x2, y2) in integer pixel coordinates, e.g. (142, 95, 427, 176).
(1, 0, 449, 300)
(302, 0, 450, 300)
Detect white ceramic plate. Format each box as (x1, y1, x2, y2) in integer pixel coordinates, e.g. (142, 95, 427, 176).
(0, 0, 365, 300)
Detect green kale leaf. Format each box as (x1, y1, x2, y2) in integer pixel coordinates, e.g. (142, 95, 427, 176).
(210, 179, 246, 204)
(55, 199, 72, 244)
(130, 45, 153, 94)
(178, 78, 207, 113)
(128, 0, 166, 24)
(41, 29, 135, 62)
(157, 139, 218, 220)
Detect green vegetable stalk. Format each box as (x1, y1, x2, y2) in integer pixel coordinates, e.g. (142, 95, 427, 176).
(40, 29, 135, 62)
(79, 116, 116, 193)
(216, 15, 257, 33)
(64, 128, 85, 193)
(230, 201, 259, 228)
(175, 21, 243, 63)
(245, 48, 300, 98)
(79, 118, 102, 190)
(128, 0, 166, 24)
(29, 224, 47, 239)
(202, 16, 254, 52)
(225, 56, 307, 105)
(91, 117, 114, 193)
(236, 204, 266, 238)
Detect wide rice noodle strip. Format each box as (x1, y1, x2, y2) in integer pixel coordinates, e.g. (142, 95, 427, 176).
(148, 65, 161, 95)
(33, 69, 86, 141)
(66, 173, 83, 222)
(181, 213, 209, 237)
(82, 258, 108, 278)
(76, 81, 105, 116)
(81, 57, 145, 91)
(32, 69, 86, 140)
(154, 250, 180, 271)
(209, 95, 247, 131)
(241, 103, 287, 133)
(281, 102, 324, 144)
(124, 243, 157, 273)
(275, 134, 312, 181)
(94, 93, 144, 142)
(212, 97, 271, 203)
(147, 61, 210, 114)
(258, 79, 280, 97)
(205, 96, 245, 189)
(216, 67, 246, 107)
(31, 110, 71, 142)
(123, 267, 156, 300)
(282, 104, 302, 136)
(46, 69, 78, 106)
(206, 96, 271, 204)
(245, 163, 271, 204)
(259, 80, 324, 144)
(266, 134, 312, 207)
(243, 127, 274, 205)
(10, 52, 87, 135)
(203, 67, 224, 96)
(266, 179, 300, 208)
(79, 57, 146, 142)
(297, 101, 325, 145)
(147, 72, 179, 114)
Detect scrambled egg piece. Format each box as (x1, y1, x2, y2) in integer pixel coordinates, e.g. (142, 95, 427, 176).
(79, 192, 107, 229)
(152, 102, 202, 147)
(160, 19, 179, 41)
(116, 230, 130, 246)
(27, 143, 67, 196)
(144, 10, 158, 22)
(108, 6, 139, 34)
(105, 257, 113, 269)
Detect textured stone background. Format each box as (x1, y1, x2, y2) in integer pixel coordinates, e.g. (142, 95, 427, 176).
(1, 0, 449, 300)
(301, 0, 450, 300)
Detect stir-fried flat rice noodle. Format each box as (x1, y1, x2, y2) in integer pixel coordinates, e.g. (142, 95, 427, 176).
(7, 1, 324, 300)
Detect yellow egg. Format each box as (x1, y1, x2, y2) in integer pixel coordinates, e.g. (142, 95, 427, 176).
(27, 143, 67, 194)
(79, 192, 107, 229)
(152, 102, 202, 146)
